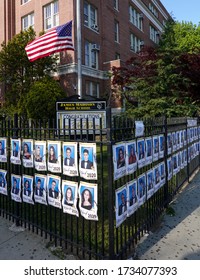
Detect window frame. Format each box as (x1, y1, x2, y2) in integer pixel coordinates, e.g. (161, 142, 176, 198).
(129, 5, 143, 31)
(130, 33, 143, 53)
(85, 81, 100, 98)
(114, 20, 119, 43)
(22, 12, 34, 31)
(43, 0, 59, 31)
(21, 0, 30, 5)
(84, 1, 98, 30)
(114, 0, 119, 11)
(84, 40, 99, 69)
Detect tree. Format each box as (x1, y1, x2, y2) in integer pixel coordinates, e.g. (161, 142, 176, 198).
(25, 76, 66, 120)
(112, 20, 200, 118)
(0, 27, 58, 116)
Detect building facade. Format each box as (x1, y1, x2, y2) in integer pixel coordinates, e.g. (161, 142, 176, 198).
(0, 0, 170, 110)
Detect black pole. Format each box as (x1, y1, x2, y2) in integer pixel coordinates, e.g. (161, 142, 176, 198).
(164, 115, 169, 207)
(106, 107, 115, 259)
(13, 113, 20, 227)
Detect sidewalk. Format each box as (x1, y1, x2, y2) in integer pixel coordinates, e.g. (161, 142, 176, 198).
(134, 170, 200, 260)
(0, 217, 76, 260)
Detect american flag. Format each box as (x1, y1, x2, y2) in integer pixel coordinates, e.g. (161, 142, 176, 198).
(25, 20, 74, 62)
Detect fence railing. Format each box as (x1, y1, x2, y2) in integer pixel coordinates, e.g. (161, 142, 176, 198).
(0, 112, 199, 259)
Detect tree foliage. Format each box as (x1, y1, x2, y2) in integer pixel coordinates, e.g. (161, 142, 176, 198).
(25, 76, 66, 120)
(112, 20, 200, 118)
(0, 27, 58, 116)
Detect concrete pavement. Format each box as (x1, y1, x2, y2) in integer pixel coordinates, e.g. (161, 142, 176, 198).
(0, 217, 76, 260)
(134, 170, 200, 260)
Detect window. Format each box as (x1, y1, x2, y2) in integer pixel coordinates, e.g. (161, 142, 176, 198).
(149, 3, 158, 18)
(115, 53, 120, 59)
(114, 20, 119, 43)
(150, 25, 160, 43)
(130, 33, 143, 52)
(129, 6, 143, 31)
(84, 1, 98, 31)
(21, 0, 30, 4)
(86, 81, 99, 98)
(22, 13, 34, 30)
(114, 0, 119, 10)
(85, 41, 99, 69)
(44, 1, 59, 30)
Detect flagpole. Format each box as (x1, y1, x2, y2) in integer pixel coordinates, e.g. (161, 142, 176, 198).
(76, 0, 82, 98)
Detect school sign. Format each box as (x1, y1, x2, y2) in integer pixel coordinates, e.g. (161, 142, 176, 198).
(56, 99, 106, 135)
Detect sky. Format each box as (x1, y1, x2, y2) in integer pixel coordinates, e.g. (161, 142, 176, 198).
(160, 0, 200, 25)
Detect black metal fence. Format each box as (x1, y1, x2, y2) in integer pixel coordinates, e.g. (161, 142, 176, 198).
(0, 111, 199, 259)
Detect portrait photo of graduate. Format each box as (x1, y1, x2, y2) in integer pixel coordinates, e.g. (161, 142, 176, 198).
(34, 174, 47, 205)
(47, 174, 61, 208)
(172, 131, 177, 152)
(167, 157, 173, 181)
(147, 169, 154, 199)
(63, 142, 78, 177)
(10, 139, 21, 165)
(0, 169, 7, 196)
(177, 151, 181, 173)
(0, 138, 7, 163)
(183, 129, 187, 146)
(180, 130, 184, 148)
(11, 174, 22, 203)
(137, 174, 146, 206)
(173, 153, 178, 175)
(22, 139, 33, 168)
(181, 150, 185, 170)
(145, 137, 153, 165)
(22, 175, 34, 204)
(126, 141, 137, 175)
(34, 141, 47, 171)
(127, 180, 138, 217)
(79, 143, 97, 180)
(159, 162, 166, 187)
(153, 136, 159, 162)
(62, 180, 79, 217)
(167, 132, 172, 155)
(47, 141, 61, 173)
(116, 147, 126, 169)
(154, 165, 161, 192)
(113, 143, 126, 180)
(115, 185, 127, 228)
(79, 181, 98, 221)
(176, 131, 180, 150)
(159, 134, 165, 159)
(137, 139, 145, 168)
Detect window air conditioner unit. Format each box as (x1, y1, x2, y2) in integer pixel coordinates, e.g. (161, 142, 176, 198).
(91, 24, 99, 32)
(92, 44, 100, 51)
(156, 31, 160, 36)
(140, 40, 144, 46)
(139, 13, 143, 19)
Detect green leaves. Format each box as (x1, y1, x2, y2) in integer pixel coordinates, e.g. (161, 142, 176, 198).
(25, 77, 65, 120)
(0, 27, 58, 117)
(112, 20, 200, 118)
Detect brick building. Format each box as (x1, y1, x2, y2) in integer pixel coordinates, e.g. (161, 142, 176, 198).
(0, 0, 170, 111)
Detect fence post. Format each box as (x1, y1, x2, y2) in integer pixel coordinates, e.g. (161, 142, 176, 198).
(106, 107, 115, 259)
(164, 115, 169, 207)
(13, 113, 20, 227)
(186, 119, 190, 183)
